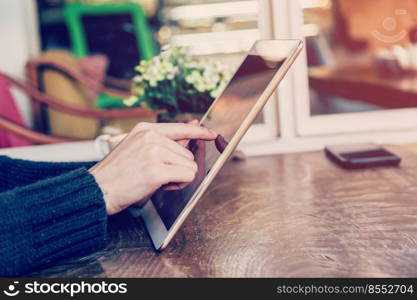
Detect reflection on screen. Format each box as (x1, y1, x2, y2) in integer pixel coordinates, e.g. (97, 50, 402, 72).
(151, 43, 289, 229)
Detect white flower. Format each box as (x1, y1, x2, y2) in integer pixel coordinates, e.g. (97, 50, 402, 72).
(210, 80, 227, 98)
(143, 73, 151, 81)
(210, 89, 218, 98)
(133, 75, 143, 83)
(130, 44, 233, 110)
(185, 70, 200, 84)
(160, 49, 172, 59)
(123, 96, 139, 107)
(152, 56, 161, 65)
(161, 44, 171, 51)
(149, 78, 157, 87)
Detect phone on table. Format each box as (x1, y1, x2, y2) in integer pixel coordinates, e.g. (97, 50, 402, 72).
(325, 144, 401, 169)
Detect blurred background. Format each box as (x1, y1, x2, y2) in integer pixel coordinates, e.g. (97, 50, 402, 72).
(37, 0, 261, 78)
(2, 0, 417, 158)
(304, 0, 417, 115)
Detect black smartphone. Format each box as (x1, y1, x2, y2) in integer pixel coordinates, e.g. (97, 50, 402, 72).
(325, 144, 401, 169)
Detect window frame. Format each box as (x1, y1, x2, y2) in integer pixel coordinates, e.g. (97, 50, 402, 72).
(241, 0, 417, 155)
(284, 0, 417, 136)
(241, 0, 281, 144)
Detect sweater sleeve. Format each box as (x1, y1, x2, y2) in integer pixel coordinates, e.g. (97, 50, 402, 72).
(0, 167, 107, 276)
(0, 156, 96, 192)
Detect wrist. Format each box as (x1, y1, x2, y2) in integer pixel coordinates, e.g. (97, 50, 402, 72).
(89, 166, 118, 215)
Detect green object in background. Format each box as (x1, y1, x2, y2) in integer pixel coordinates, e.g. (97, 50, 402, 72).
(63, 2, 156, 108)
(96, 93, 126, 109)
(63, 2, 155, 59)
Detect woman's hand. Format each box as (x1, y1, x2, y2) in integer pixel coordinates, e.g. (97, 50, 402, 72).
(89, 122, 217, 215)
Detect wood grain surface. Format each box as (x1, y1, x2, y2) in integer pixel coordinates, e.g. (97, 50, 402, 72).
(309, 65, 417, 109)
(30, 146, 417, 277)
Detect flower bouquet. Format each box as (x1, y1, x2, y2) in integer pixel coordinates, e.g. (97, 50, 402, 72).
(125, 45, 232, 119)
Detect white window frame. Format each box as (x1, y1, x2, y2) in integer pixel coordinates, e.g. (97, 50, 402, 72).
(288, 0, 417, 136)
(242, 0, 280, 143)
(241, 0, 417, 156)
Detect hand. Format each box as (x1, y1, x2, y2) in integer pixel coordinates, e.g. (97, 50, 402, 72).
(89, 122, 217, 215)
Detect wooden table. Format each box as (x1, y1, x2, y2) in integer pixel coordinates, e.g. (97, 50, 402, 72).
(31, 146, 417, 277)
(309, 65, 417, 109)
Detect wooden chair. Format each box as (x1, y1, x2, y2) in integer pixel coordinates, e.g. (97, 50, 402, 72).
(0, 71, 162, 145)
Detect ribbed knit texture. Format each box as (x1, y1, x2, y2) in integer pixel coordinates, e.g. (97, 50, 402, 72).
(0, 156, 107, 276)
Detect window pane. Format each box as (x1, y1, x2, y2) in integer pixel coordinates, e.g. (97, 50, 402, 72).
(161, 0, 264, 123)
(303, 0, 417, 115)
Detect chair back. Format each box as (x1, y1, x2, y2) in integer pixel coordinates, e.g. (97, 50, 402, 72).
(27, 50, 103, 139)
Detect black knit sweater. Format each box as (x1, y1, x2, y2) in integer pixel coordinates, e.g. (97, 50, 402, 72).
(0, 156, 107, 276)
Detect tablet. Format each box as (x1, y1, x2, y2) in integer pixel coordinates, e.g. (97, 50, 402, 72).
(140, 39, 304, 250)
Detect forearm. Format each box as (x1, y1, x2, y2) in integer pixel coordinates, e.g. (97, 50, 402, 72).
(0, 156, 96, 192)
(0, 167, 107, 276)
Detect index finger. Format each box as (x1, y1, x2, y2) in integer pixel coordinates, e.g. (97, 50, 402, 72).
(177, 120, 201, 147)
(146, 122, 218, 141)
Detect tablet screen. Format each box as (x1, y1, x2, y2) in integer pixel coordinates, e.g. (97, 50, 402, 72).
(151, 41, 293, 229)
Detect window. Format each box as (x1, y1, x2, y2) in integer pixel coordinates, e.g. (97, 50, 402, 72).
(242, 0, 417, 155)
(292, 0, 417, 136)
(160, 0, 278, 143)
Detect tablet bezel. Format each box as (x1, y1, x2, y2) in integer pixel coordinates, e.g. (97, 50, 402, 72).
(141, 39, 304, 250)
